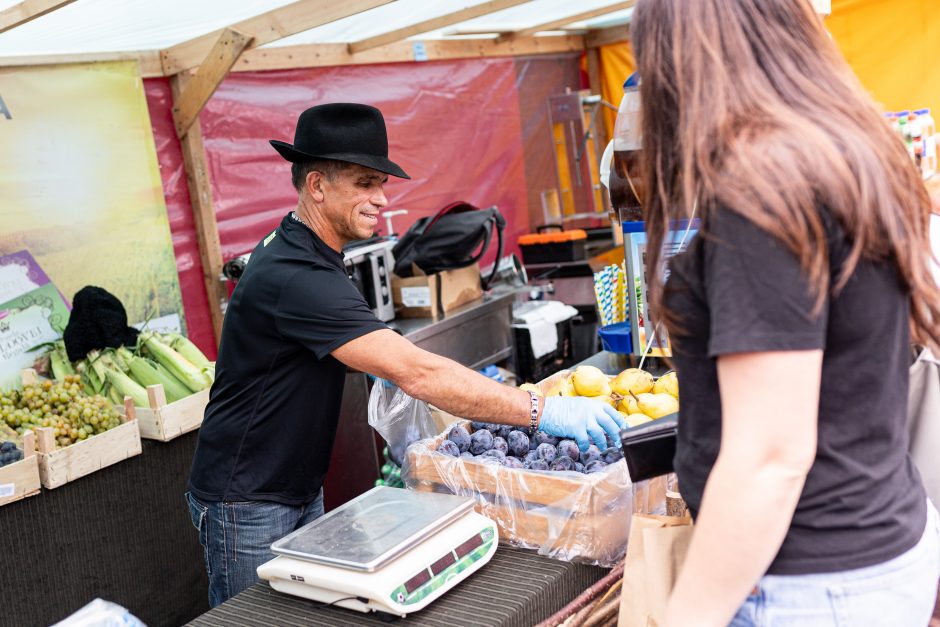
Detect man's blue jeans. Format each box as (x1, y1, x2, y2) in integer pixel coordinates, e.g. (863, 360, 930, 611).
(185, 490, 325, 608)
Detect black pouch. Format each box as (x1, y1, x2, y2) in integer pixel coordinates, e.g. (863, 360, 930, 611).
(392, 202, 506, 289)
(619, 413, 678, 482)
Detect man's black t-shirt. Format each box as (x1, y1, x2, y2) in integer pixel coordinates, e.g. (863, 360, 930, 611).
(664, 205, 926, 575)
(188, 213, 387, 506)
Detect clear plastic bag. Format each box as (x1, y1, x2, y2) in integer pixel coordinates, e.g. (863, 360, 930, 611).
(367, 379, 443, 466)
(53, 599, 146, 627)
(402, 419, 667, 568)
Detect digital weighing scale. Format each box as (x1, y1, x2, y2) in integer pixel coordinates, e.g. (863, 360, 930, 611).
(257, 486, 498, 617)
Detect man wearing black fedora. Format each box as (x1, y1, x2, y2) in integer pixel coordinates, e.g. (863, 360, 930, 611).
(186, 103, 625, 607)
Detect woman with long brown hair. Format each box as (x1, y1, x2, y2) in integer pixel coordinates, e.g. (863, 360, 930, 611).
(629, 0, 940, 624)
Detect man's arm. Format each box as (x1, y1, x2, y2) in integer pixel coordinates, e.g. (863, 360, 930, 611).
(333, 329, 536, 428)
(332, 329, 626, 449)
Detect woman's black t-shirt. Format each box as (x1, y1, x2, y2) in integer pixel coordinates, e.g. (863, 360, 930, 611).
(664, 205, 926, 575)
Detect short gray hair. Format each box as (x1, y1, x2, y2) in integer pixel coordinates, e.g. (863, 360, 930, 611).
(291, 159, 353, 192)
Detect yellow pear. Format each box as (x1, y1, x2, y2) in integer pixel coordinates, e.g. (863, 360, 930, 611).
(589, 394, 617, 408)
(571, 366, 611, 397)
(559, 378, 578, 396)
(610, 368, 654, 396)
(636, 393, 679, 419)
(617, 395, 641, 415)
(519, 383, 541, 394)
(625, 413, 654, 427)
(652, 372, 679, 399)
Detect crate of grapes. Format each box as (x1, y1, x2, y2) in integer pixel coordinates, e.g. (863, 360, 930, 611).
(16, 371, 143, 490)
(403, 418, 666, 567)
(0, 429, 41, 507)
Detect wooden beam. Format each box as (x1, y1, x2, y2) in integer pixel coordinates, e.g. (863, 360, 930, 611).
(234, 34, 584, 73)
(161, 0, 394, 76)
(0, 34, 584, 77)
(0, 0, 76, 34)
(170, 72, 226, 343)
(348, 0, 532, 55)
(586, 25, 630, 48)
(498, 2, 634, 43)
(0, 50, 164, 76)
(172, 28, 253, 139)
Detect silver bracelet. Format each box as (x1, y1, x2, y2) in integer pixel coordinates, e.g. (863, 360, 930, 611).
(527, 391, 540, 434)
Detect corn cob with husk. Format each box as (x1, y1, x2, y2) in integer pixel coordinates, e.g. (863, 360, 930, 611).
(127, 355, 190, 403)
(140, 332, 210, 393)
(49, 341, 74, 381)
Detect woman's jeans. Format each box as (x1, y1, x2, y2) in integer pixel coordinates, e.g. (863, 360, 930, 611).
(731, 499, 940, 626)
(185, 490, 325, 608)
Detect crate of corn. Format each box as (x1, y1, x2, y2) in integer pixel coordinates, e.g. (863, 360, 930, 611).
(65, 333, 214, 442)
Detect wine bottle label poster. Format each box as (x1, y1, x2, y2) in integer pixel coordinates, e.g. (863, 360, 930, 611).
(0, 61, 184, 331)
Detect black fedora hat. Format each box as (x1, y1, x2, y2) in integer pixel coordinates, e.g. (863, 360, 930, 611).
(270, 103, 410, 179)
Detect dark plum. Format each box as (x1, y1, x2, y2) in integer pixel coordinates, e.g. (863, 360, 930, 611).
(437, 440, 460, 457)
(584, 460, 608, 474)
(496, 425, 513, 441)
(526, 459, 550, 471)
(579, 445, 602, 465)
(503, 457, 524, 469)
(551, 456, 575, 472)
(536, 443, 557, 463)
(447, 425, 472, 453)
(574, 462, 584, 473)
(602, 448, 623, 464)
(533, 432, 559, 447)
(507, 430, 530, 457)
(524, 450, 539, 464)
(481, 449, 506, 460)
(470, 421, 488, 432)
(492, 436, 508, 455)
(460, 451, 474, 459)
(556, 439, 580, 462)
(470, 429, 495, 455)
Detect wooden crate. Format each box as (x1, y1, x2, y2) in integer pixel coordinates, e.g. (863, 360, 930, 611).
(0, 430, 41, 507)
(127, 385, 209, 442)
(406, 420, 665, 565)
(34, 396, 142, 490)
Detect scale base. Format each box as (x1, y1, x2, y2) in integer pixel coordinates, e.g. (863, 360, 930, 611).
(259, 509, 497, 617)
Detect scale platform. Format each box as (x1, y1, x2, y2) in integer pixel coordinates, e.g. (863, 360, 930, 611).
(257, 486, 498, 617)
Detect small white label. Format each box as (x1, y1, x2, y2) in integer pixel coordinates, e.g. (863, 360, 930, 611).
(0, 484, 15, 498)
(413, 42, 428, 62)
(401, 286, 431, 307)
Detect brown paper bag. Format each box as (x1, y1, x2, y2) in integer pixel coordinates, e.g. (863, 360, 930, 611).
(618, 514, 694, 627)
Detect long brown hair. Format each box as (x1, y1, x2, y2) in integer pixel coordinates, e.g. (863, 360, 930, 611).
(631, 0, 940, 351)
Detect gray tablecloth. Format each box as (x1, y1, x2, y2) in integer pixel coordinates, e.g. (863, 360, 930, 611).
(188, 547, 606, 626)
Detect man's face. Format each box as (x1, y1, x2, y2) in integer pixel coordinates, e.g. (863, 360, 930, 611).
(318, 164, 389, 243)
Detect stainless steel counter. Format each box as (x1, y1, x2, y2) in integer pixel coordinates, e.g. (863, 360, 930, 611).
(389, 287, 521, 371)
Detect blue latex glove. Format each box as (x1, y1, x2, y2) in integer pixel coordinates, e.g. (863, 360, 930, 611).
(539, 396, 626, 452)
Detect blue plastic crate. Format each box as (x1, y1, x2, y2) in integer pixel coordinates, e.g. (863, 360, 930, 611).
(598, 322, 633, 354)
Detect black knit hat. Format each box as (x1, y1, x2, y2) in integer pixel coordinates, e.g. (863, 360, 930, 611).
(63, 286, 139, 361)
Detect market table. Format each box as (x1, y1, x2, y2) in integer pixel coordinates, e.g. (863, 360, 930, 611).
(188, 546, 606, 626)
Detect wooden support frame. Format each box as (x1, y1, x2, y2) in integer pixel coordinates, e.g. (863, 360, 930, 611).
(348, 0, 531, 55)
(585, 25, 630, 49)
(497, 1, 634, 43)
(0, 0, 77, 35)
(170, 72, 226, 342)
(161, 0, 394, 75)
(172, 28, 253, 139)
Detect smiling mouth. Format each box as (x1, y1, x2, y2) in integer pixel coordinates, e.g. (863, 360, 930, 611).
(361, 213, 378, 222)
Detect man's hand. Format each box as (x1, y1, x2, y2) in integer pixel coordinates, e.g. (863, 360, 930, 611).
(539, 397, 626, 451)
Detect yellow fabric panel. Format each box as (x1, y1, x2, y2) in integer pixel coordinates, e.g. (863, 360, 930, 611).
(598, 43, 636, 138)
(828, 0, 940, 116)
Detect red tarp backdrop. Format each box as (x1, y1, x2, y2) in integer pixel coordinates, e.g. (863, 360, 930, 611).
(145, 54, 580, 354)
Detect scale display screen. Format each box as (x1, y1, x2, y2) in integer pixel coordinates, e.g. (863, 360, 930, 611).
(271, 487, 474, 571)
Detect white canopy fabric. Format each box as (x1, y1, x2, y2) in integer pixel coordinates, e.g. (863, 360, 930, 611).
(0, 0, 632, 57)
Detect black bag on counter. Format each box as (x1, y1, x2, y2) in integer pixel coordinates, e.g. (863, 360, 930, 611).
(392, 201, 505, 289)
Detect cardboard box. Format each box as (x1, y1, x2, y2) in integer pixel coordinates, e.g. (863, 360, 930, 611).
(392, 263, 483, 318)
